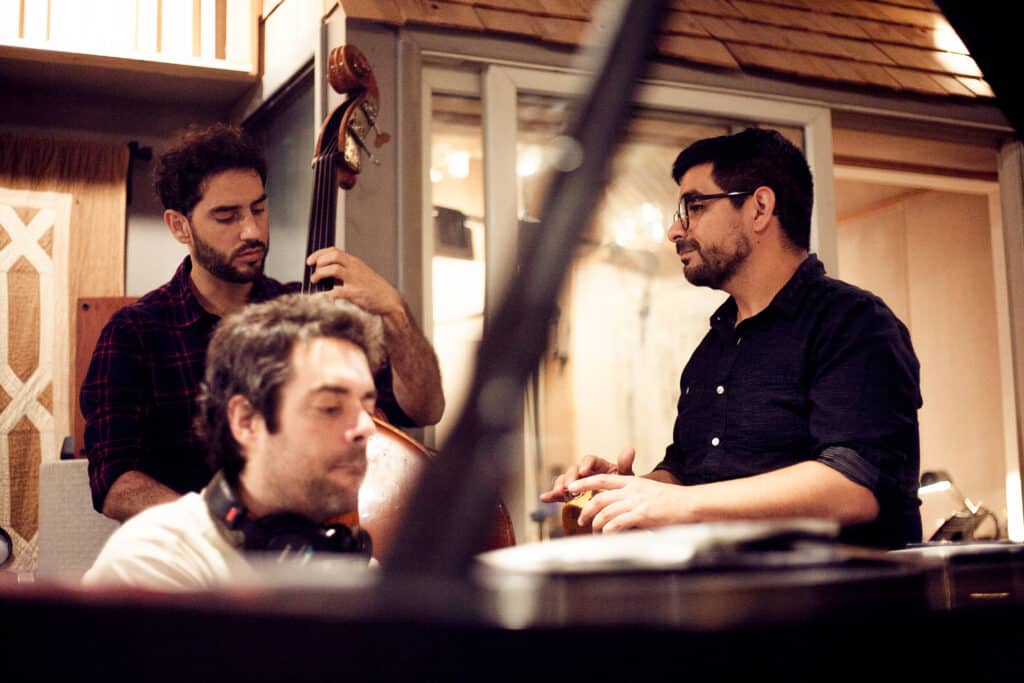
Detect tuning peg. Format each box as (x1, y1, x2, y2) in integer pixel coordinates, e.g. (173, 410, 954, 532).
(369, 120, 390, 147)
(349, 129, 382, 166)
(358, 100, 391, 148)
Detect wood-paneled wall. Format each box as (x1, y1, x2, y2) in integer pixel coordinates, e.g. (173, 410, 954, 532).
(838, 187, 1006, 536)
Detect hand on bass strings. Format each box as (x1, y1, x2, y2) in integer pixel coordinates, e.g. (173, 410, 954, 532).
(306, 246, 445, 427)
(306, 247, 404, 317)
(539, 447, 636, 503)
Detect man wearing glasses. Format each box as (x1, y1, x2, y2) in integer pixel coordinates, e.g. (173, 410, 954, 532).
(542, 127, 922, 549)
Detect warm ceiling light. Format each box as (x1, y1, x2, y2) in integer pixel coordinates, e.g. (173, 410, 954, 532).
(614, 215, 637, 246)
(447, 151, 470, 179)
(517, 147, 542, 177)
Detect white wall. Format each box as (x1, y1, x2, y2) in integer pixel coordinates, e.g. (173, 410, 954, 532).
(125, 150, 190, 295)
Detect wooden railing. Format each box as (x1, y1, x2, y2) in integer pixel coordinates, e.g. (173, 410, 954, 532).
(0, 0, 260, 74)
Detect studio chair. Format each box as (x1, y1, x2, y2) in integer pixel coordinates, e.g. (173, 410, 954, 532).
(36, 438, 119, 583)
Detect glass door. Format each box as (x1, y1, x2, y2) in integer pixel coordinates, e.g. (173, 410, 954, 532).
(425, 64, 834, 541)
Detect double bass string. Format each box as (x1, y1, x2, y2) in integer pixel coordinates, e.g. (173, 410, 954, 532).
(307, 156, 324, 293)
(303, 155, 319, 294)
(304, 134, 338, 294)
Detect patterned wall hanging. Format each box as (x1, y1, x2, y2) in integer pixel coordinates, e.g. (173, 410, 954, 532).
(0, 188, 71, 575)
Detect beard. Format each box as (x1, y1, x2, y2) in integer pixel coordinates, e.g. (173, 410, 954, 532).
(304, 476, 362, 523)
(677, 230, 751, 290)
(192, 229, 268, 284)
(264, 448, 368, 524)
(296, 463, 366, 524)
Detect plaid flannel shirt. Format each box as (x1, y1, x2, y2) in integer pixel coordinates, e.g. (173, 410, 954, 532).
(81, 256, 409, 512)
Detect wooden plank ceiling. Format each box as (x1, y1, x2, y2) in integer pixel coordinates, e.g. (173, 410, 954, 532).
(338, 0, 992, 100)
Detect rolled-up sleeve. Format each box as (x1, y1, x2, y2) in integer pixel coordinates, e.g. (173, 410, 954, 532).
(808, 296, 922, 504)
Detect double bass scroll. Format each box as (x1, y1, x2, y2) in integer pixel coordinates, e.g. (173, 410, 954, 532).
(306, 44, 515, 560)
(327, 45, 391, 189)
(303, 44, 391, 294)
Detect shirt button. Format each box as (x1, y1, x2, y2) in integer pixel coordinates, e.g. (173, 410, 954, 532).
(711, 437, 720, 446)
(716, 385, 725, 395)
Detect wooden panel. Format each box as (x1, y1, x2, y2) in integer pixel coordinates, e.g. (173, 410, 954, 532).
(833, 58, 901, 88)
(694, 14, 744, 41)
(475, 6, 543, 36)
(958, 77, 995, 98)
(833, 128, 998, 176)
(668, 0, 744, 18)
(868, 1, 945, 30)
(835, 187, 911, 324)
(877, 43, 984, 78)
(728, 43, 839, 81)
(472, 0, 544, 12)
(662, 10, 711, 37)
(828, 0, 940, 29)
(659, 34, 740, 69)
(0, 185, 73, 575)
(715, 16, 786, 46)
(402, 1, 484, 30)
(783, 29, 894, 64)
(883, 65, 954, 96)
(73, 297, 137, 460)
(836, 185, 1007, 535)
(929, 73, 975, 98)
(9, 416, 41, 540)
(339, 0, 406, 24)
(8, 257, 40, 383)
(537, 0, 589, 20)
(530, 17, 590, 51)
(852, 19, 950, 51)
(731, 1, 870, 39)
(904, 191, 1006, 522)
(332, 0, 991, 101)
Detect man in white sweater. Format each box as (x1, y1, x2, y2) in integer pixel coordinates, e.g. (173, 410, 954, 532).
(84, 293, 384, 590)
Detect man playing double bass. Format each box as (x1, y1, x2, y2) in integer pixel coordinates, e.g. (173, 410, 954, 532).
(81, 123, 444, 522)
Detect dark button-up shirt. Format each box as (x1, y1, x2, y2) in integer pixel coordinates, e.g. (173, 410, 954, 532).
(81, 256, 410, 512)
(654, 255, 923, 548)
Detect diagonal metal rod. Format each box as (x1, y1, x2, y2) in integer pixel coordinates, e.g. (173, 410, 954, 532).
(383, 0, 670, 580)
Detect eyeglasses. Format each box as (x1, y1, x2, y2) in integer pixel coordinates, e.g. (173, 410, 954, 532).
(672, 191, 754, 230)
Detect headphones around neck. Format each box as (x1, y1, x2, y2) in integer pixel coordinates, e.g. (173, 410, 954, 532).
(204, 470, 372, 561)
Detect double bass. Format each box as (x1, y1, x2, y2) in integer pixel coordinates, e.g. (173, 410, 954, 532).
(306, 45, 515, 561)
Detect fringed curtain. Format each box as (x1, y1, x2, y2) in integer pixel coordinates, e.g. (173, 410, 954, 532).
(0, 133, 128, 575)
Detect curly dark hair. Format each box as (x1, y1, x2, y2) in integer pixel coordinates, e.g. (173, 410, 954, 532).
(154, 123, 267, 215)
(672, 128, 814, 251)
(196, 294, 385, 482)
